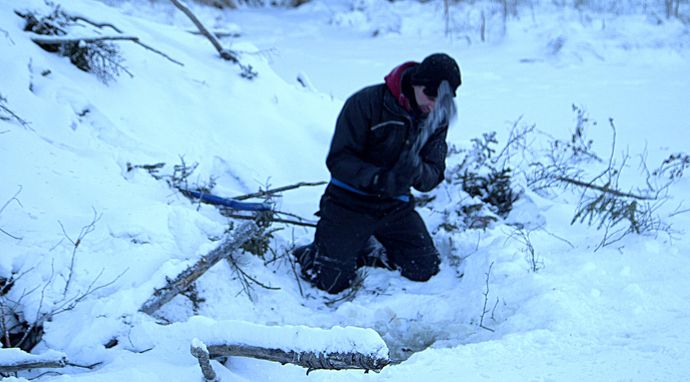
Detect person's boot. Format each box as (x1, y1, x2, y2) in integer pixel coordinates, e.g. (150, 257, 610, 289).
(355, 237, 395, 270)
(292, 243, 317, 281)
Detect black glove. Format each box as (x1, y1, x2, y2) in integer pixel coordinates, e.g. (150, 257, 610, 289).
(372, 151, 423, 197)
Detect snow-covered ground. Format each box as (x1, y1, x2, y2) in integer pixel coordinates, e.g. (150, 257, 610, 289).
(1, 0, 690, 381)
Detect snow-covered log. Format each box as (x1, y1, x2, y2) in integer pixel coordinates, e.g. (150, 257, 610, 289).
(139, 221, 259, 315)
(207, 344, 389, 372)
(0, 348, 67, 373)
(159, 317, 391, 373)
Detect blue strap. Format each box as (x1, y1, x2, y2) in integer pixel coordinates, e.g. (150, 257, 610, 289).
(183, 190, 273, 211)
(330, 178, 410, 203)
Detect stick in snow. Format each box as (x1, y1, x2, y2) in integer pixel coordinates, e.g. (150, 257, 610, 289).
(139, 221, 259, 315)
(191, 340, 217, 381)
(169, 0, 238, 62)
(207, 344, 390, 373)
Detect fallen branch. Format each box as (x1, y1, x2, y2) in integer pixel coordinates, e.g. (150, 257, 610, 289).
(0, 349, 67, 373)
(27, 33, 140, 44)
(207, 344, 389, 373)
(557, 176, 656, 201)
(140, 221, 259, 315)
(169, 0, 239, 62)
(234, 181, 327, 201)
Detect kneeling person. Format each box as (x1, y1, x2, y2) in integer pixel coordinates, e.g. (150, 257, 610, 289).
(295, 53, 462, 294)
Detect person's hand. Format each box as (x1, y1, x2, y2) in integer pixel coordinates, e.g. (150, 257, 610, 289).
(372, 151, 422, 197)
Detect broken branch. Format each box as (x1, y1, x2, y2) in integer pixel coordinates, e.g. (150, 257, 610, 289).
(234, 181, 327, 201)
(140, 221, 259, 315)
(169, 0, 238, 62)
(27, 33, 140, 44)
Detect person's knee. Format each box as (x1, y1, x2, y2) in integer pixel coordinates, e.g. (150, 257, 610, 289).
(293, 244, 357, 294)
(312, 263, 357, 294)
(396, 251, 440, 282)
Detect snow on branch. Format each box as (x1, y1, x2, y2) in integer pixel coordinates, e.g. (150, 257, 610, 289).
(26, 32, 140, 44)
(191, 339, 217, 381)
(207, 343, 389, 373)
(161, 317, 390, 373)
(0, 348, 67, 373)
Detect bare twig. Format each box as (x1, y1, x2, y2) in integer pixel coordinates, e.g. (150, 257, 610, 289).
(507, 228, 542, 272)
(0, 27, 14, 44)
(0, 186, 24, 240)
(58, 208, 102, 295)
(494, 116, 536, 169)
(540, 227, 575, 249)
(669, 206, 690, 218)
(50, 268, 128, 318)
(169, 0, 239, 62)
(324, 270, 367, 307)
(71, 15, 184, 66)
(0, 98, 30, 129)
(479, 261, 495, 332)
(234, 181, 327, 201)
(226, 253, 280, 302)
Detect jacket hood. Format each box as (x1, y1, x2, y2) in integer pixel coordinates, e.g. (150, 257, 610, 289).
(384, 61, 418, 112)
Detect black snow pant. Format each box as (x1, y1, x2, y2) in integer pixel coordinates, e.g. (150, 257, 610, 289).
(299, 184, 440, 294)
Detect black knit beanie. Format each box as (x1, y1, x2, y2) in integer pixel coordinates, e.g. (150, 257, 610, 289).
(410, 53, 462, 97)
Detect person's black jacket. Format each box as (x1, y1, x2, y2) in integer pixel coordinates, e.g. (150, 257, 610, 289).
(326, 63, 449, 198)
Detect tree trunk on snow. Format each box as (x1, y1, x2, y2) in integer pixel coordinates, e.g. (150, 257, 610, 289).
(139, 221, 258, 315)
(207, 344, 390, 373)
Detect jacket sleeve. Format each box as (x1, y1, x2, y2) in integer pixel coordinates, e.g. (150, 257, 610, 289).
(413, 125, 448, 192)
(326, 91, 382, 190)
